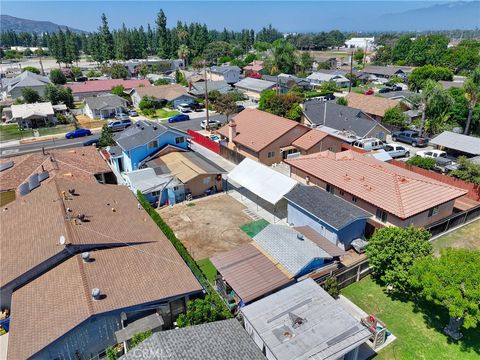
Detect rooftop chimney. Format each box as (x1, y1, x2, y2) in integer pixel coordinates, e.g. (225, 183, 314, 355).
(91, 288, 101, 300)
(82, 252, 90, 263)
(228, 120, 237, 144)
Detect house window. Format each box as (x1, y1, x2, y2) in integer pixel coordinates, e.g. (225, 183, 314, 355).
(326, 184, 335, 194)
(352, 195, 358, 203)
(339, 190, 345, 196)
(428, 206, 439, 217)
(148, 140, 158, 149)
(173, 186, 179, 191)
(376, 208, 388, 223)
(175, 136, 185, 144)
(151, 190, 161, 196)
(267, 151, 275, 158)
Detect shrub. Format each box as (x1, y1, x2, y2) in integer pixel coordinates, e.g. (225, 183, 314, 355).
(383, 107, 408, 127)
(154, 78, 170, 86)
(323, 277, 339, 299)
(129, 330, 152, 349)
(22, 66, 40, 74)
(105, 346, 117, 360)
(406, 156, 436, 170)
(56, 113, 70, 125)
(336, 97, 348, 106)
(49, 69, 67, 85)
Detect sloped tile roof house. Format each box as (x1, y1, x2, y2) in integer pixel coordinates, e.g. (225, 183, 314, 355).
(286, 150, 467, 228)
(66, 79, 151, 100)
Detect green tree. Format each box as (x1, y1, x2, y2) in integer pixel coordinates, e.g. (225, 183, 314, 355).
(98, 124, 115, 148)
(366, 226, 432, 291)
(49, 68, 67, 85)
(213, 93, 238, 123)
(255, 24, 283, 43)
(323, 276, 339, 299)
(177, 44, 190, 67)
(409, 249, 480, 339)
(129, 330, 153, 349)
(408, 65, 453, 92)
(463, 66, 480, 135)
(258, 89, 276, 110)
(253, 41, 271, 52)
(406, 156, 436, 170)
(44, 84, 74, 107)
(299, 52, 314, 73)
(176, 294, 231, 327)
(354, 49, 364, 63)
(22, 66, 40, 74)
(71, 66, 82, 79)
(21, 87, 41, 103)
(111, 85, 125, 97)
(105, 346, 117, 360)
(383, 107, 408, 127)
(175, 69, 185, 84)
(99, 13, 114, 62)
(156, 9, 168, 58)
(207, 90, 221, 103)
(154, 78, 170, 86)
(336, 97, 348, 106)
(110, 63, 128, 79)
(203, 41, 231, 63)
(271, 38, 297, 74)
(451, 157, 480, 185)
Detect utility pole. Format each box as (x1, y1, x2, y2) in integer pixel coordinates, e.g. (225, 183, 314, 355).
(203, 61, 210, 129)
(348, 51, 353, 93)
(363, 39, 368, 68)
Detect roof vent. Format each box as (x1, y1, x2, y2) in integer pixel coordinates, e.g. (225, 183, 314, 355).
(297, 234, 304, 241)
(76, 214, 86, 222)
(153, 125, 157, 130)
(58, 235, 66, 245)
(82, 252, 91, 263)
(68, 188, 76, 195)
(91, 288, 101, 300)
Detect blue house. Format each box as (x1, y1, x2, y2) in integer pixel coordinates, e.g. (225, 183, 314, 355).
(284, 185, 371, 250)
(109, 120, 188, 173)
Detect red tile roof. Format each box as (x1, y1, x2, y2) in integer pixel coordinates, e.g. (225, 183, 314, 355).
(65, 79, 151, 94)
(345, 92, 400, 117)
(217, 108, 308, 152)
(286, 150, 467, 219)
(292, 129, 330, 151)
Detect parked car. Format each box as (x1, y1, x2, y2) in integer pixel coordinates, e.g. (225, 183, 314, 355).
(364, 89, 374, 95)
(128, 109, 138, 117)
(168, 114, 190, 123)
(434, 157, 458, 174)
(190, 102, 204, 112)
(76, 76, 88, 82)
(177, 103, 192, 113)
(323, 93, 336, 101)
(201, 119, 222, 130)
(391, 130, 429, 147)
(115, 113, 130, 121)
(107, 119, 132, 132)
(65, 128, 92, 139)
(236, 104, 245, 113)
(83, 138, 99, 146)
(383, 143, 410, 158)
(390, 85, 402, 91)
(352, 138, 384, 151)
(378, 88, 391, 93)
(416, 150, 447, 159)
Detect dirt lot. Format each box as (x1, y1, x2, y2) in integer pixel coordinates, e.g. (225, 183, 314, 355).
(158, 194, 254, 260)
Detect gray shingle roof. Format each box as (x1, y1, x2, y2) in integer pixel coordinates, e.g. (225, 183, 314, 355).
(114, 120, 176, 151)
(284, 185, 371, 230)
(84, 94, 127, 110)
(3, 71, 51, 93)
(119, 319, 266, 360)
(189, 80, 232, 96)
(303, 101, 388, 139)
(430, 131, 480, 156)
(210, 65, 241, 74)
(253, 224, 331, 276)
(241, 278, 371, 360)
(234, 77, 276, 93)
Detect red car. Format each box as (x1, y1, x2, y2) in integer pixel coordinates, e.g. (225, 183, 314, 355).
(364, 89, 374, 95)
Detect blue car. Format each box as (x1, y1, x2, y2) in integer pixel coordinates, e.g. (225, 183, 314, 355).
(65, 128, 92, 139)
(83, 138, 99, 146)
(168, 114, 190, 123)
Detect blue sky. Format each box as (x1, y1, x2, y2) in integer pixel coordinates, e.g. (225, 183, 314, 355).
(2, 1, 478, 32)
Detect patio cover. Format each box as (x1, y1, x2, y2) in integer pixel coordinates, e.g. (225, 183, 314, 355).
(430, 131, 480, 156)
(115, 313, 164, 343)
(228, 158, 298, 205)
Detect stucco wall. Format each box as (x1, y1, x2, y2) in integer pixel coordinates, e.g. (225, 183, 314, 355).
(184, 174, 223, 197)
(301, 136, 343, 155)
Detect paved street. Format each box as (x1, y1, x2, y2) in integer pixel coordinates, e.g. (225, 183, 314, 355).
(166, 114, 226, 132)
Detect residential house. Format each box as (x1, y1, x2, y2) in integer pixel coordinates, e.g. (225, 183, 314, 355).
(118, 58, 183, 76)
(286, 150, 467, 229)
(307, 72, 350, 88)
(244, 60, 264, 77)
(211, 244, 293, 307)
(241, 278, 371, 360)
(208, 65, 241, 84)
(188, 80, 232, 97)
(234, 78, 276, 101)
(345, 92, 403, 121)
(430, 131, 480, 157)
(130, 83, 195, 108)
(123, 167, 184, 205)
(284, 185, 371, 249)
(362, 65, 413, 80)
(291, 129, 344, 155)
(3, 179, 202, 359)
(1, 70, 51, 99)
(313, 56, 338, 70)
(276, 73, 311, 94)
(217, 109, 310, 165)
(345, 37, 375, 49)
(108, 120, 188, 173)
(65, 79, 151, 100)
(84, 94, 128, 119)
(146, 150, 225, 198)
(119, 319, 266, 360)
(8, 101, 55, 128)
(302, 100, 390, 141)
(0, 146, 114, 206)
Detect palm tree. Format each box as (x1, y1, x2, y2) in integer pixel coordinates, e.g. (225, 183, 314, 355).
(177, 44, 190, 68)
(463, 66, 480, 135)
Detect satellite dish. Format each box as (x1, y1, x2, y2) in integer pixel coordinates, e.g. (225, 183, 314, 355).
(59, 235, 66, 245)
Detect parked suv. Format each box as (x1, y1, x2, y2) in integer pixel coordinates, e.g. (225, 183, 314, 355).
(201, 119, 222, 130)
(115, 113, 130, 121)
(190, 102, 205, 112)
(391, 130, 429, 147)
(177, 103, 192, 113)
(383, 143, 410, 158)
(107, 119, 132, 131)
(352, 138, 384, 151)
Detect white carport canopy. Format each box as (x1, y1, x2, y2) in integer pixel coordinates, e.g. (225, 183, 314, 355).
(228, 158, 298, 205)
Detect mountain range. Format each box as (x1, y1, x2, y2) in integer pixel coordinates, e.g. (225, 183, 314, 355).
(0, 15, 87, 34)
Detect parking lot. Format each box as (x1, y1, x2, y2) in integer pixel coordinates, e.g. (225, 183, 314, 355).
(158, 194, 255, 260)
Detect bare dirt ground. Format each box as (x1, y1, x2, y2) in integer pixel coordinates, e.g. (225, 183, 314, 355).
(158, 194, 254, 260)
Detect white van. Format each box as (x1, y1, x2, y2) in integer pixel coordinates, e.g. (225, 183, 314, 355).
(352, 138, 384, 151)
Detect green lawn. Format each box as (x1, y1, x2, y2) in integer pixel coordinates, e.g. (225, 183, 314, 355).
(341, 277, 480, 360)
(432, 220, 480, 256)
(240, 219, 270, 238)
(197, 258, 217, 283)
(140, 108, 179, 119)
(37, 124, 75, 137)
(0, 124, 76, 142)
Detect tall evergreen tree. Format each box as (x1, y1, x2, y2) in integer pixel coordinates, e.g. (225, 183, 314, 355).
(156, 9, 168, 58)
(99, 13, 114, 62)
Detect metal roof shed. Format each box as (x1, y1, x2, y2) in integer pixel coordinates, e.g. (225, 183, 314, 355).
(228, 158, 298, 205)
(430, 131, 480, 156)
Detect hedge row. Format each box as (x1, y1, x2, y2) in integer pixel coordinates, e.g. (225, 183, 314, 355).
(136, 191, 232, 317)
